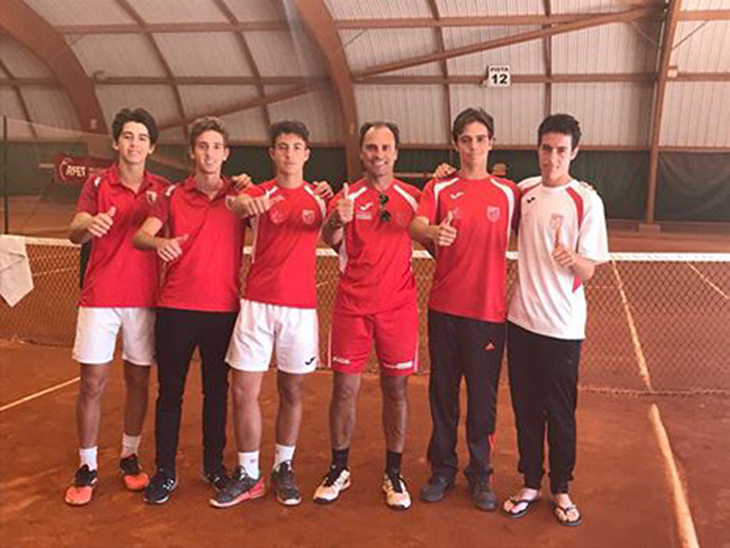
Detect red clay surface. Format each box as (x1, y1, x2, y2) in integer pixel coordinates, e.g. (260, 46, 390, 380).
(3, 342, 728, 547)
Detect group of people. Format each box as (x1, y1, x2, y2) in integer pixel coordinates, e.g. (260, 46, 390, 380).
(63, 105, 608, 528)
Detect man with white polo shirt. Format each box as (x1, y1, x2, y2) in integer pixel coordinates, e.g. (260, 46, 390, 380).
(501, 114, 608, 527)
(210, 120, 327, 509)
(65, 108, 169, 506)
(410, 107, 519, 512)
(313, 121, 421, 511)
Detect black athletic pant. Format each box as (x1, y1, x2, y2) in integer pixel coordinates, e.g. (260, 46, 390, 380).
(426, 310, 505, 482)
(154, 307, 236, 475)
(507, 321, 581, 494)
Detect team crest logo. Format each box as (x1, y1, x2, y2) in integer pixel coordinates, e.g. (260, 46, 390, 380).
(486, 206, 501, 222)
(550, 213, 564, 229)
(269, 208, 286, 225)
(146, 190, 157, 205)
(302, 209, 315, 225)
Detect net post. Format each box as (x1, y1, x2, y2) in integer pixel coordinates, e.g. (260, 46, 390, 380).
(2, 115, 8, 234)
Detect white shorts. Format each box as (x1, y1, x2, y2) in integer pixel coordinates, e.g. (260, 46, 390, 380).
(72, 307, 155, 366)
(226, 299, 319, 374)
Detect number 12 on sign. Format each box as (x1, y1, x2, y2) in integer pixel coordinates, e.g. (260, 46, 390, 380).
(487, 66, 511, 87)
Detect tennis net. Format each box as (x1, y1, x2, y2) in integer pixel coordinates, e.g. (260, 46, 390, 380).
(1, 237, 727, 396)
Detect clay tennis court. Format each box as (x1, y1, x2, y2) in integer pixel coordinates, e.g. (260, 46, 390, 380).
(1, 229, 728, 547)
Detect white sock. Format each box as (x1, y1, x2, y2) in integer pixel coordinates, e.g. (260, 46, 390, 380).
(121, 434, 141, 458)
(238, 451, 259, 479)
(79, 446, 98, 471)
(273, 444, 296, 471)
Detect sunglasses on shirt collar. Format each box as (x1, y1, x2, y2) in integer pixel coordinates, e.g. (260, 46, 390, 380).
(378, 192, 391, 222)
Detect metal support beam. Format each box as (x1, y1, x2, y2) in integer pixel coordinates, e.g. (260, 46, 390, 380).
(213, 0, 273, 130)
(0, 58, 37, 138)
(352, 7, 660, 78)
(292, 0, 360, 181)
(116, 0, 188, 141)
(426, 0, 452, 144)
(0, 0, 107, 144)
(645, 0, 682, 225)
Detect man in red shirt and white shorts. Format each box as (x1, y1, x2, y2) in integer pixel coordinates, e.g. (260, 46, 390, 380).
(64, 108, 169, 506)
(210, 121, 328, 509)
(410, 108, 519, 512)
(134, 116, 244, 505)
(313, 122, 421, 511)
(501, 114, 608, 527)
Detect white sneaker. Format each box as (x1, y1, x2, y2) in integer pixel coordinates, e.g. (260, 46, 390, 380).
(382, 472, 412, 510)
(313, 466, 351, 504)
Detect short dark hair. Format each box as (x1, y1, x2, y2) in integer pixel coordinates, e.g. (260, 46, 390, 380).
(111, 108, 159, 145)
(269, 120, 310, 148)
(452, 107, 494, 142)
(189, 116, 229, 149)
(538, 114, 582, 148)
(359, 121, 400, 149)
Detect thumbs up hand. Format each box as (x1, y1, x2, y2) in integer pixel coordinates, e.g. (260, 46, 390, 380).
(157, 233, 188, 263)
(332, 183, 354, 227)
(552, 224, 576, 268)
(88, 206, 116, 238)
(432, 210, 457, 247)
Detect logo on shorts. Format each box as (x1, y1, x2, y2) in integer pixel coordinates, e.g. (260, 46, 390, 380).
(484, 341, 495, 351)
(487, 206, 501, 222)
(550, 213, 564, 229)
(305, 356, 316, 366)
(383, 360, 414, 370)
(302, 209, 315, 225)
(332, 356, 350, 365)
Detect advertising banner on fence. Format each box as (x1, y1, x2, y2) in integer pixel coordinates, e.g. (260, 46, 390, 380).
(53, 154, 114, 185)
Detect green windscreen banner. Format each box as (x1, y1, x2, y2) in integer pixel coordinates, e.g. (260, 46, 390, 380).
(657, 152, 730, 222)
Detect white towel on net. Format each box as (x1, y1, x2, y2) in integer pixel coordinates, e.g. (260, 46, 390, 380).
(0, 235, 34, 307)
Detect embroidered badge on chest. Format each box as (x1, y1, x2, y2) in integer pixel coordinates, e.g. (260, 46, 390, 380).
(302, 209, 315, 225)
(486, 206, 501, 223)
(550, 213, 564, 229)
(146, 190, 157, 205)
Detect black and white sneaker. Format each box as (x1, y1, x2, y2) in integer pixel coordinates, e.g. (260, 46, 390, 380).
(144, 470, 177, 505)
(271, 461, 302, 506)
(202, 464, 230, 492)
(382, 471, 412, 510)
(313, 465, 351, 504)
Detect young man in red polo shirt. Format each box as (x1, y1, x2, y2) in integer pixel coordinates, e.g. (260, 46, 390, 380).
(209, 120, 327, 509)
(410, 107, 519, 512)
(501, 114, 608, 527)
(312, 122, 421, 511)
(133, 116, 244, 504)
(64, 108, 169, 506)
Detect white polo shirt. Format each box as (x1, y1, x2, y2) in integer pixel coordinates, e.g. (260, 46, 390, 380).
(508, 177, 609, 340)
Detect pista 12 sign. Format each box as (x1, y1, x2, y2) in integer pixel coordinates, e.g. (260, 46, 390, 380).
(487, 65, 511, 87)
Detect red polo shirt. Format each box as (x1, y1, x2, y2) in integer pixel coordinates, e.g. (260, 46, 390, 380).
(243, 180, 327, 309)
(329, 179, 421, 315)
(417, 175, 520, 323)
(150, 176, 244, 313)
(75, 164, 170, 307)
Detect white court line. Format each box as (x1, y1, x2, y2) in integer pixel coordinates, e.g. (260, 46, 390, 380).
(0, 377, 79, 412)
(649, 404, 700, 548)
(610, 260, 654, 392)
(686, 263, 728, 300)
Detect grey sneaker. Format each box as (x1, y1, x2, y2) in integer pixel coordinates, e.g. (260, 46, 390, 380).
(271, 461, 302, 506)
(469, 477, 498, 512)
(209, 465, 265, 509)
(419, 475, 455, 503)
